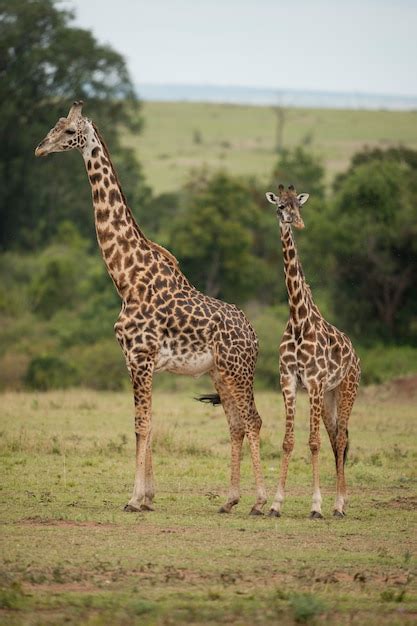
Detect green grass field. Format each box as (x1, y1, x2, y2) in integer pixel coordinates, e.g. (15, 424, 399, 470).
(1, 387, 416, 625)
(122, 102, 417, 193)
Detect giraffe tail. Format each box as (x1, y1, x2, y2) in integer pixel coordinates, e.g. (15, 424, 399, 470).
(195, 393, 221, 406)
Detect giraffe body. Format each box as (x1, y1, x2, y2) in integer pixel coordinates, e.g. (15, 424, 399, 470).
(35, 101, 266, 515)
(266, 186, 360, 518)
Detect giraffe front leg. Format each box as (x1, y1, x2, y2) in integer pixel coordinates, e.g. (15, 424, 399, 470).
(308, 385, 324, 519)
(269, 375, 296, 517)
(124, 358, 155, 513)
(142, 433, 155, 510)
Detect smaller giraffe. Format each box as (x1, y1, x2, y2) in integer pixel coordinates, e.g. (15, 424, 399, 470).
(266, 185, 360, 518)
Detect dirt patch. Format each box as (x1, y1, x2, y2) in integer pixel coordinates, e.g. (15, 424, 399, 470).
(374, 496, 417, 511)
(385, 376, 417, 400)
(23, 581, 99, 593)
(363, 375, 417, 403)
(19, 517, 116, 528)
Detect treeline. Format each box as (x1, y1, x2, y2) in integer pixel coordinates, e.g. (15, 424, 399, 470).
(0, 0, 416, 391)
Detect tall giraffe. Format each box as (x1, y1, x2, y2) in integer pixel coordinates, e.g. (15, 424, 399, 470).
(265, 185, 360, 518)
(35, 101, 266, 515)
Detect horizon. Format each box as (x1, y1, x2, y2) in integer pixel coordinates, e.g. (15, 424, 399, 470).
(136, 82, 417, 110)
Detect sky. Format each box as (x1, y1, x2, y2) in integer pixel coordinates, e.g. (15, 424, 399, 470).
(69, 0, 417, 96)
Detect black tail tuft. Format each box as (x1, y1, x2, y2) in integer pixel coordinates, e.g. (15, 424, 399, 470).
(195, 393, 221, 406)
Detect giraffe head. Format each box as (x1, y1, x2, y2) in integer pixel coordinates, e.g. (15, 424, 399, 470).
(35, 100, 92, 157)
(265, 184, 309, 229)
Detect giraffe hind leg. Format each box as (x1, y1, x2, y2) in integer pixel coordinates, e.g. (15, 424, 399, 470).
(211, 372, 245, 513)
(333, 364, 360, 517)
(322, 389, 338, 465)
(211, 370, 267, 515)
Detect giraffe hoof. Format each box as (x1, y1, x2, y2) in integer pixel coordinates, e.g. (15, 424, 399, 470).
(268, 509, 281, 518)
(249, 507, 264, 516)
(139, 503, 154, 512)
(333, 510, 345, 518)
(218, 506, 231, 514)
(309, 511, 324, 520)
(124, 504, 141, 513)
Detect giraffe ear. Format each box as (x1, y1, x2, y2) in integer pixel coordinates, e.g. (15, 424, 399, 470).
(297, 193, 309, 206)
(266, 192, 278, 204)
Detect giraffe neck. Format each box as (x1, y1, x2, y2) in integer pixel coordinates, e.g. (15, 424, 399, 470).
(81, 126, 173, 299)
(280, 222, 314, 326)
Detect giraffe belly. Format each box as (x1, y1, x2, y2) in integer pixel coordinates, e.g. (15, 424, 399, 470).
(154, 343, 214, 377)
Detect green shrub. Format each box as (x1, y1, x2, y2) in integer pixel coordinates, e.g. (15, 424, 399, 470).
(359, 345, 417, 384)
(25, 354, 77, 390)
(289, 592, 325, 623)
(0, 582, 26, 610)
(29, 255, 82, 319)
(0, 351, 29, 390)
(249, 305, 288, 389)
(72, 340, 127, 390)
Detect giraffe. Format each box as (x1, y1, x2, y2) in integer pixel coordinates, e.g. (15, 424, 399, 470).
(35, 101, 267, 515)
(265, 185, 360, 518)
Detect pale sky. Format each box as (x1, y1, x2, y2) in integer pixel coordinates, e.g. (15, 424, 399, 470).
(68, 0, 417, 96)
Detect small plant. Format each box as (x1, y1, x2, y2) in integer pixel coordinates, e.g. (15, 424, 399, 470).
(51, 435, 61, 455)
(274, 588, 289, 601)
(403, 550, 412, 564)
(369, 452, 382, 466)
(52, 566, 67, 584)
(380, 588, 407, 603)
(0, 582, 26, 609)
(106, 434, 128, 454)
(127, 598, 155, 616)
(193, 129, 203, 144)
(207, 589, 222, 601)
(289, 593, 325, 624)
(39, 491, 54, 503)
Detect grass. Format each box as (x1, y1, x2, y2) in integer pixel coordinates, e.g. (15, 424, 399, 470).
(122, 102, 417, 193)
(0, 387, 416, 625)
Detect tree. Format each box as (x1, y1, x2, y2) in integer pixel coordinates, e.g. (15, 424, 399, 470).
(327, 153, 417, 343)
(333, 146, 417, 193)
(271, 145, 325, 200)
(0, 0, 150, 250)
(168, 170, 271, 303)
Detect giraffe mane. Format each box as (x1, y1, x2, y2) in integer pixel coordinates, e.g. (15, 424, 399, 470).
(91, 122, 179, 268)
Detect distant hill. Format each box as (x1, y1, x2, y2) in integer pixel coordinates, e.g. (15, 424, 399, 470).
(137, 83, 417, 111)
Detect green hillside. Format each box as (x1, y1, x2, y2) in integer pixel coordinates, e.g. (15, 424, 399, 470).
(122, 102, 417, 193)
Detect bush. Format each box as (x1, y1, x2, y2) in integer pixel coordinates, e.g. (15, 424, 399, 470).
(249, 305, 288, 389)
(29, 245, 92, 320)
(289, 593, 325, 623)
(359, 345, 417, 385)
(72, 340, 128, 390)
(25, 354, 77, 390)
(0, 352, 29, 391)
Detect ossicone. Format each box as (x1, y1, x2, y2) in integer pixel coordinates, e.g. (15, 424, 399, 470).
(67, 100, 84, 120)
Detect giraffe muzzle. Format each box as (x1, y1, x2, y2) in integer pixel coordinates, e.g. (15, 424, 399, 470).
(35, 142, 47, 157)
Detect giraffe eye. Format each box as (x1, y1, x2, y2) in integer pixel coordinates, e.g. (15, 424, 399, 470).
(65, 129, 76, 135)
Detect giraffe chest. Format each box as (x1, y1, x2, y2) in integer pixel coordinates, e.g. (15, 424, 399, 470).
(154, 339, 214, 377)
(281, 322, 350, 391)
